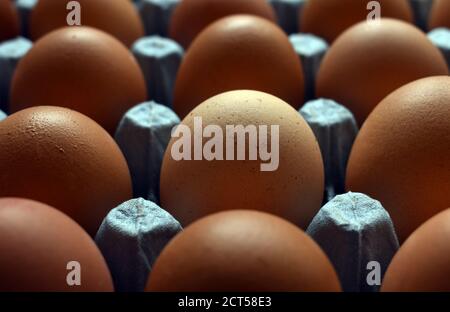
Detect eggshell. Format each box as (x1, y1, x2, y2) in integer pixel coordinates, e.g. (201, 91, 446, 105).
(0, 106, 133, 236)
(316, 19, 448, 124)
(146, 210, 341, 292)
(346, 76, 450, 243)
(30, 0, 144, 47)
(0, 0, 20, 42)
(381, 209, 450, 292)
(300, 0, 413, 43)
(173, 15, 305, 119)
(169, 0, 276, 48)
(429, 0, 450, 30)
(161, 90, 324, 228)
(10, 26, 147, 134)
(0, 198, 113, 292)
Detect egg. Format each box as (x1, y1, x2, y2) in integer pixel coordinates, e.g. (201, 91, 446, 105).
(169, 0, 276, 48)
(381, 209, 450, 292)
(0, 0, 20, 42)
(10, 26, 147, 134)
(173, 15, 305, 119)
(146, 210, 341, 291)
(0, 106, 132, 236)
(429, 0, 450, 30)
(161, 90, 324, 228)
(316, 19, 448, 124)
(30, 0, 144, 47)
(300, 0, 413, 43)
(346, 76, 450, 243)
(0, 198, 113, 291)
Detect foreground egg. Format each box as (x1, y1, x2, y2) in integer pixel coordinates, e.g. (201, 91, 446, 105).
(146, 210, 341, 291)
(30, 0, 144, 47)
(10, 26, 147, 134)
(316, 19, 448, 124)
(382, 209, 450, 292)
(0, 0, 20, 42)
(173, 15, 304, 118)
(0, 106, 132, 235)
(346, 76, 450, 243)
(161, 90, 324, 228)
(429, 0, 450, 30)
(169, 0, 276, 48)
(0, 198, 113, 291)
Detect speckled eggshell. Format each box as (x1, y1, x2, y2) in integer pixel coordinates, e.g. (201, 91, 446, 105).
(30, 0, 144, 47)
(316, 19, 448, 125)
(10, 26, 147, 134)
(346, 76, 450, 243)
(169, 0, 276, 48)
(381, 209, 450, 292)
(146, 210, 341, 292)
(429, 0, 450, 30)
(0, 0, 20, 42)
(0, 106, 133, 236)
(173, 15, 305, 119)
(0, 198, 113, 292)
(161, 90, 324, 228)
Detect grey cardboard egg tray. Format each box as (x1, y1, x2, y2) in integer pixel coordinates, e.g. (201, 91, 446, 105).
(0, 0, 448, 292)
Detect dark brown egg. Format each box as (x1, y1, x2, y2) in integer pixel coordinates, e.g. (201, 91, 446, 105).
(0, 106, 132, 236)
(316, 19, 448, 124)
(429, 0, 450, 30)
(0, 198, 113, 291)
(30, 0, 144, 47)
(0, 0, 20, 42)
(173, 15, 304, 119)
(382, 209, 450, 292)
(169, 0, 276, 48)
(300, 0, 413, 42)
(146, 210, 341, 291)
(346, 76, 450, 243)
(10, 26, 147, 134)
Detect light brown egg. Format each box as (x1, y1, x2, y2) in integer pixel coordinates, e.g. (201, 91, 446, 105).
(316, 19, 448, 124)
(300, 0, 413, 43)
(346, 76, 450, 243)
(161, 90, 324, 228)
(10, 26, 147, 134)
(146, 210, 341, 292)
(173, 15, 305, 119)
(0, 106, 132, 236)
(429, 0, 450, 30)
(0, 0, 20, 42)
(169, 0, 276, 48)
(0, 198, 113, 292)
(30, 0, 144, 47)
(381, 209, 450, 292)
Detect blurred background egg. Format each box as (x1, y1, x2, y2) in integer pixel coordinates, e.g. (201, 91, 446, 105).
(346, 76, 450, 243)
(161, 90, 324, 228)
(429, 0, 450, 30)
(300, 0, 413, 43)
(316, 18, 448, 124)
(30, 0, 144, 47)
(0, 106, 132, 236)
(173, 15, 304, 118)
(381, 209, 450, 292)
(0, 0, 20, 42)
(169, 0, 276, 48)
(146, 210, 341, 291)
(10, 26, 147, 134)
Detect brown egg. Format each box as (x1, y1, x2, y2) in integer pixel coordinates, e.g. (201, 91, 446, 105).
(30, 0, 144, 47)
(429, 0, 450, 30)
(173, 15, 305, 119)
(10, 26, 147, 134)
(316, 19, 448, 124)
(0, 0, 20, 42)
(169, 0, 276, 48)
(300, 0, 413, 43)
(346, 76, 450, 243)
(161, 90, 324, 228)
(381, 209, 450, 292)
(0, 198, 113, 292)
(0, 106, 132, 235)
(146, 210, 341, 291)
